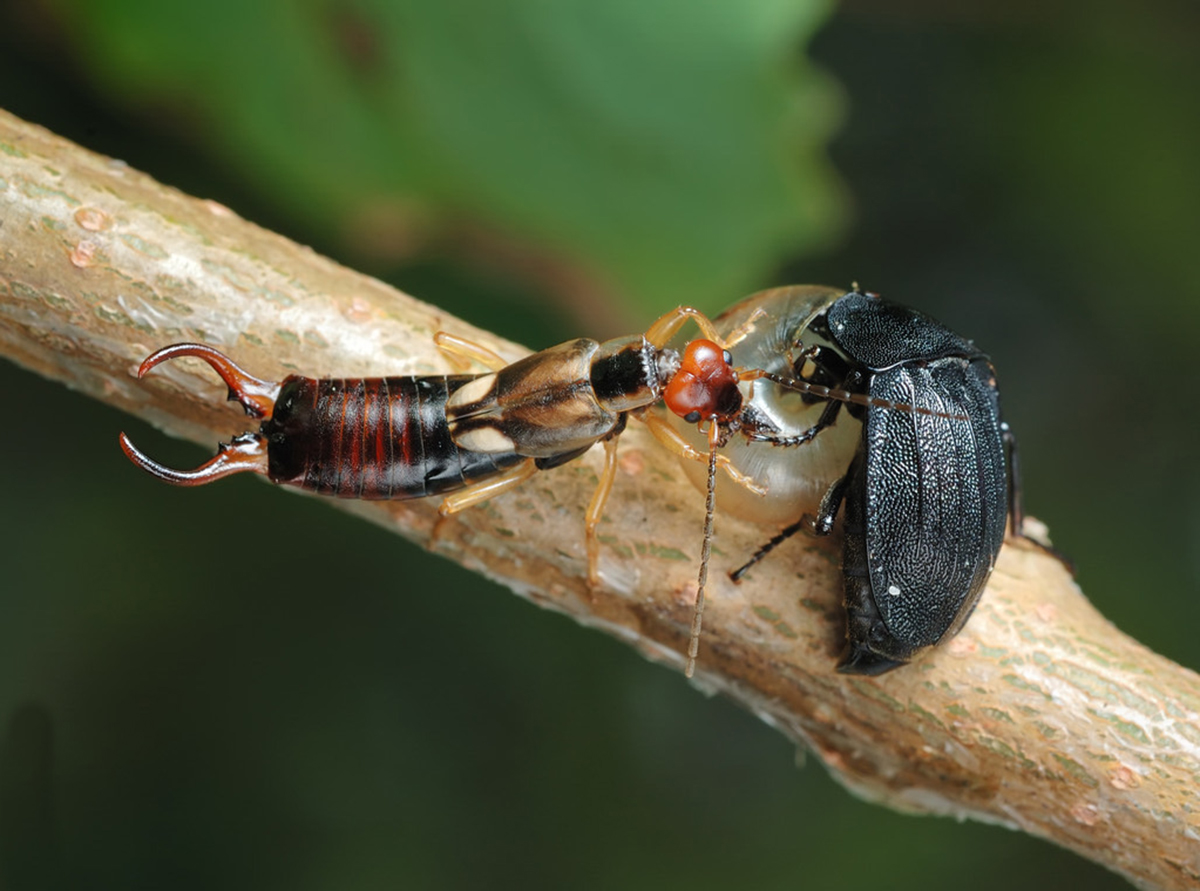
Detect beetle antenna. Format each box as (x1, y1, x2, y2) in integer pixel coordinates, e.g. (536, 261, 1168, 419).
(685, 421, 721, 678)
(742, 370, 968, 421)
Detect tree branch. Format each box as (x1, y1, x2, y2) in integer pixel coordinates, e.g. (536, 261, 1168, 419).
(1, 108, 1196, 890)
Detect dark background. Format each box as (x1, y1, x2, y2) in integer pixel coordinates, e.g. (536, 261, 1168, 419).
(1, 1, 1196, 888)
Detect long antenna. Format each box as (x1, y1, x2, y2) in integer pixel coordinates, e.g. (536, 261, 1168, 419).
(742, 369, 967, 421)
(685, 421, 721, 678)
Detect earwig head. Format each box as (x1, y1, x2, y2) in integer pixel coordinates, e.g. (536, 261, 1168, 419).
(119, 343, 281, 487)
(664, 340, 742, 424)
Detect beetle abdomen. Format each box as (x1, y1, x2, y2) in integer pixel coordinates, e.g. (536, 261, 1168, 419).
(264, 375, 524, 499)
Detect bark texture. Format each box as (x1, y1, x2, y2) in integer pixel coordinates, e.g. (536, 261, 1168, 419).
(0, 108, 1197, 890)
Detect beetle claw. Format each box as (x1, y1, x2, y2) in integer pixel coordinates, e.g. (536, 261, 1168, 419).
(836, 644, 906, 676)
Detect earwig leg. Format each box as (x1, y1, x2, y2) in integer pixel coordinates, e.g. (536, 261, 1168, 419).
(644, 304, 762, 361)
(433, 332, 509, 373)
(118, 431, 270, 486)
(721, 307, 768, 349)
(642, 307, 724, 349)
(637, 412, 767, 496)
(583, 436, 620, 586)
(136, 343, 280, 418)
(436, 458, 540, 516)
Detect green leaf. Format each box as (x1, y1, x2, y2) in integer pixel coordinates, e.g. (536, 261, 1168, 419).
(50, 0, 845, 314)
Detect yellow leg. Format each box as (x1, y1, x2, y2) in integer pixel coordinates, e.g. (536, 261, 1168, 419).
(434, 331, 509, 373)
(722, 307, 768, 348)
(642, 306, 724, 349)
(438, 459, 539, 515)
(584, 436, 620, 586)
(638, 412, 767, 496)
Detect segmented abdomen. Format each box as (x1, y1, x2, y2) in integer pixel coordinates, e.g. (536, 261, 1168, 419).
(263, 374, 525, 499)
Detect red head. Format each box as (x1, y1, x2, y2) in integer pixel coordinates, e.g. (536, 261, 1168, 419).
(664, 340, 742, 424)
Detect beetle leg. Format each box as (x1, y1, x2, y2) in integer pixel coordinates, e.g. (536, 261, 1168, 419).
(583, 436, 621, 586)
(728, 466, 851, 582)
(728, 516, 809, 582)
(1002, 422, 1076, 573)
(811, 467, 852, 536)
(433, 332, 509, 372)
(637, 411, 767, 496)
(745, 398, 843, 449)
(436, 458, 540, 515)
(796, 343, 850, 376)
(1002, 421, 1025, 538)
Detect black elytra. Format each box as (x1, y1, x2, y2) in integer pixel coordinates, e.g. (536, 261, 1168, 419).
(823, 291, 1011, 672)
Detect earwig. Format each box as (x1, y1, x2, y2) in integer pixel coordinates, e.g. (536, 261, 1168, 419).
(121, 308, 760, 677)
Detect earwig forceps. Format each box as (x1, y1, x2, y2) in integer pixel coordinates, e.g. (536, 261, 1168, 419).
(119, 343, 281, 486)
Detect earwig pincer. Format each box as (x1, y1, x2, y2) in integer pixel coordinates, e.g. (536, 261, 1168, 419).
(120, 308, 761, 675)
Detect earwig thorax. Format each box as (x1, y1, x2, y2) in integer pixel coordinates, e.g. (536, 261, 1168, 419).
(654, 348, 682, 388)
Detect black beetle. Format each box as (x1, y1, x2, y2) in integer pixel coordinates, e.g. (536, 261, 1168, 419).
(718, 286, 1022, 675)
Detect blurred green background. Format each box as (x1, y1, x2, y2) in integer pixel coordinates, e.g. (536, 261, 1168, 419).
(1, 0, 1196, 888)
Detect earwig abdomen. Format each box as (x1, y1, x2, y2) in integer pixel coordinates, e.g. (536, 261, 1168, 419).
(265, 375, 526, 499)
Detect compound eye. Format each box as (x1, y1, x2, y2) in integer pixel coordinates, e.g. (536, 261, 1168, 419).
(683, 410, 701, 424)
